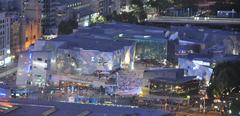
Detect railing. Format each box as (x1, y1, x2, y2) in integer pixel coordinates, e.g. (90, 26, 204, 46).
(0, 67, 17, 78)
(147, 16, 240, 24)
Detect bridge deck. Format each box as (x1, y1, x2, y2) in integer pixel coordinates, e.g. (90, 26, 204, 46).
(146, 16, 240, 25)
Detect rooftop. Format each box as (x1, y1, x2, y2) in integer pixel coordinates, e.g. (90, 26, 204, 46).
(150, 76, 198, 84)
(52, 35, 134, 52)
(75, 22, 167, 42)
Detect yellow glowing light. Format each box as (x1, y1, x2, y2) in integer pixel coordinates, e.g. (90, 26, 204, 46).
(124, 49, 131, 65)
(139, 90, 143, 97)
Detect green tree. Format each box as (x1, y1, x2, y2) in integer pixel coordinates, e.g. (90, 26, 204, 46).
(173, 0, 198, 8)
(207, 61, 240, 99)
(91, 15, 106, 25)
(58, 18, 78, 35)
(231, 100, 240, 115)
(147, 0, 173, 14)
(58, 21, 73, 35)
(130, 0, 147, 22)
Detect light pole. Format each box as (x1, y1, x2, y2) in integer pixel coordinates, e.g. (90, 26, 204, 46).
(187, 8, 190, 17)
(187, 95, 190, 105)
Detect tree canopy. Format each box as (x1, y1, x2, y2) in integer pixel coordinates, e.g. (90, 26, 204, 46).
(212, 0, 240, 14)
(112, 11, 138, 24)
(130, 0, 147, 22)
(207, 61, 240, 99)
(58, 18, 78, 35)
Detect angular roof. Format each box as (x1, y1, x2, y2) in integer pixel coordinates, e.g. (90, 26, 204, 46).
(53, 35, 134, 52)
(75, 22, 167, 42)
(150, 76, 198, 84)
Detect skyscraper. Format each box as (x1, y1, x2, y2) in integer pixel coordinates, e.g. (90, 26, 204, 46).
(41, 0, 58, 36)
(21, 0, 42, 50)
(0, 12, 11, 66)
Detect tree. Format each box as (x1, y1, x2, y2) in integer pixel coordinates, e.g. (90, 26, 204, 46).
(130, 0, 147, 22)
(147, 0, 173, 14)
(207, 61, 240, 99)
(231, 100, 240, 115)
(58, 21, 73, 35)
(112, 12, 138, 24)
(91, 15, 106, 25)
(172, 0, 198, 8)
(58, 18, 78, 35)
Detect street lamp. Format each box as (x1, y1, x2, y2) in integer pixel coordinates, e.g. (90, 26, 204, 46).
(187, 8, 190, 17)
(187, 95, 190, 105)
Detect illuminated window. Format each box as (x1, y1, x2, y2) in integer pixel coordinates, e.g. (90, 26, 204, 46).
(91, 57, 95, 62)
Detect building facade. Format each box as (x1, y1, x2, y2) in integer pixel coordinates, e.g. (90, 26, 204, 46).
(21, 0, 42, 50)
(0, 12, 11, 66)
(41, 0, 58, 36)
(9, 13, 22, 56)
(16, 37, 135, 87)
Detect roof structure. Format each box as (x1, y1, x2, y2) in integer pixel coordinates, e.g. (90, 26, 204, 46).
(150, 76, 198, 84)
(74, 22, 167, 42)
(53, 35, 134, 52)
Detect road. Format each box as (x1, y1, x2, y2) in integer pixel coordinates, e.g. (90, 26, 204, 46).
(5, 99, 169, 116)
(147, 16, 240, 25)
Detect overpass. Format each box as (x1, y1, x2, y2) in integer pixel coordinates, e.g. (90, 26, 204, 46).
(146, 16, 240, 25)
(0, 67, 17, 78)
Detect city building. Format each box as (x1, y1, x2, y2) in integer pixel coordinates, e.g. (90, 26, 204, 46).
(75, 22, 168, 63)
(16, 51, 51, 87)
(167, 39, 205, 64)
(0, 0, 21, 11)
(178, 54, 240, 85)
(97, 0, 114, 16)
(9, 12, 22, 56)
(16, 35, 135, 87)
(178, 56, 213, 85)
(170, 26, 240, 56)
(0, 12, 11, 67)
(55, 0, 99, 31)
(16, 22, 168, 89)
(140, 68, 200, 106)
(21, 0, 42, 50)
(41, 0, 58, 37)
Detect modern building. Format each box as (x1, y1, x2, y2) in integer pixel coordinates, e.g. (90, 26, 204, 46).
(178, 54, 240, 85)
(54, 0, 99, 31)
(16, 51, 51, 87)
(0, 12, 11, 66)
(41, 0, 58, 37)
(75, 22, 168, 63)
(178, 56, 213, 85)
(16, 35, 135, 87)
(143, 68, 200, 97)
(167, 39, 205, 64)
(16, 22, 169, 89)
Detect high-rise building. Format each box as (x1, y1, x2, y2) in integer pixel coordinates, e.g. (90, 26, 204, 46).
(99, 0, 114, 16)
(9, 13, 22, 56)
(21, 0, 42, 50)
(41, 0, 58, 37)
(0, 0, 21, 11)
(0, 12, 11, 66)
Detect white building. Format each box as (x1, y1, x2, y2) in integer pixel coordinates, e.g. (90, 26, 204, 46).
(16, 36, 135, 87)
(0, 12, 11, 67)
(16, 51, 51, 87)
